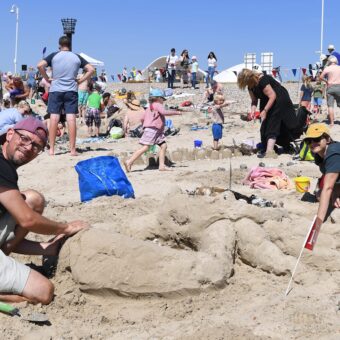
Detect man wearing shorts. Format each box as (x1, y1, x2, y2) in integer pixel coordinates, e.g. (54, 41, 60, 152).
(37, 36, 94, 156)
(320, 55, 340, 127)
(0, 117, 88, 304)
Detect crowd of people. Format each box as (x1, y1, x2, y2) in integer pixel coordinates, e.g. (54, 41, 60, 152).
(0, 38, 339, 305)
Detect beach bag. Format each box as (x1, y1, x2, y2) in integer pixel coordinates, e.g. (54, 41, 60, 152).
(75, 156, 135, 202)
(299, 141, 315, 161)
(107, 105, 119, 118)
(130, 124, 144, 138)
(110, 126, 124, 139)
(181, 100, 192, 107)
(164, 88, 173, 97)
(108, 118, 122, 130)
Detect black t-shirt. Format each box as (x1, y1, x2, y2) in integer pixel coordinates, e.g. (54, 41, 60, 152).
(250, 75, 281, 101)
(0, 150, 19, 215)
(314, 142, 340, 183)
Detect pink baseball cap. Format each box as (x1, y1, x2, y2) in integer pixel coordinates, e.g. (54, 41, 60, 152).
(13, 117, 48, 145)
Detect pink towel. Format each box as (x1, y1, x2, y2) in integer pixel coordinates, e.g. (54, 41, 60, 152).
(243, 166, 292, 190)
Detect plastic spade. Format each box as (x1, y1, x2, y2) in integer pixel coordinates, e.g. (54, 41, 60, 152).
(0, 301, 49, 323)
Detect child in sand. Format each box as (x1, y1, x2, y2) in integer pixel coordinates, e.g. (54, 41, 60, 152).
(208, 94, 228, 150)
(124, 89, 182, 172)
(312, 76, 325, 117)
(86, 84, 102, 137)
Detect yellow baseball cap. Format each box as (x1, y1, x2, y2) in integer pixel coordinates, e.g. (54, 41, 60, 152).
(304, 123, 330, 139)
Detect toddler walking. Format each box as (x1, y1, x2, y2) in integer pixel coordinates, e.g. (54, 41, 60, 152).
(191, 56, 199, 89)
(209, 94, 228, 150)
(124, 89, 182, 172)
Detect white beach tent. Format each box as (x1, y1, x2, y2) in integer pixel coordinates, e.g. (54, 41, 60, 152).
(79, 52, 105, 67)
(214, 63, 261, 83)
(142, 56, 207, 81)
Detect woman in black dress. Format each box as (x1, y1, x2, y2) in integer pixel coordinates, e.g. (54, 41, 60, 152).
(238, 69, 299, 158)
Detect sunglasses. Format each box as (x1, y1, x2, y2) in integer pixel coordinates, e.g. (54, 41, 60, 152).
(305, 136, 324, 144)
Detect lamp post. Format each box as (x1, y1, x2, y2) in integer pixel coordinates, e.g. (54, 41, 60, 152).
(10, 4, 19, 75)
(320, 0, 324, 59)
(61, 18, 77, 51)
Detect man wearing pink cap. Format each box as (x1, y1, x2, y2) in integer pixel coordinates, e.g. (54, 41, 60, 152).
(0, 117, 88, 304)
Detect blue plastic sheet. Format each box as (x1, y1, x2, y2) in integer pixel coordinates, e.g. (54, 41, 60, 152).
(75, 156, 135, 202)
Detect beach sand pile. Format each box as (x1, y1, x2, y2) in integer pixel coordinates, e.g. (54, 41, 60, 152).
(1, 82, 340, 339)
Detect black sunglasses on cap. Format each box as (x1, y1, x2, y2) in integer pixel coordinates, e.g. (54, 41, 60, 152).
(305, 136, 324, 144)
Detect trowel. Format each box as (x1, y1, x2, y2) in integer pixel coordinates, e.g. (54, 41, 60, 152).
(0, 301, 49, 323)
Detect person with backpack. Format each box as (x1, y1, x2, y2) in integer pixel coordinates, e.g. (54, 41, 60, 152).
(166, 48, 179, 89)
(303, 123, 340, 228)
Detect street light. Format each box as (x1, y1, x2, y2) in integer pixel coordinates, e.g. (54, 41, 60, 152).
(10, 4, 19, 75)
(61, 18, 77, 51)
(320, 0, 324, 59)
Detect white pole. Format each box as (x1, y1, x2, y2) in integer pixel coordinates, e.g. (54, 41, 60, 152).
(320, 0, 324, 59)
(14, 7, 19, 74)
(285, 216, 317, 297)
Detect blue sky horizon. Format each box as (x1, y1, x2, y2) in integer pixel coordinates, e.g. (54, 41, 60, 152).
(0, 0, 339, 80)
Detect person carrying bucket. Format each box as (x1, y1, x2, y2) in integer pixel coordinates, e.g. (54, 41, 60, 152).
(303, 123, 340, 227)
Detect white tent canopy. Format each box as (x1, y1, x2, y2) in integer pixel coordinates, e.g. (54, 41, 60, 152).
(142, 56, 207, 81)
(214, 63, 261, 83)
(79, 52, 104, 67)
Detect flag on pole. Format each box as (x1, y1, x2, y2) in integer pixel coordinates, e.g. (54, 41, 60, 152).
(292, 69, 297, 77)
(42, 47, 47, 54)
(272, 70, 277, 77)
(302, 68, 307, 75)
(304, 216, 322, 251)
(285, 216, 318, 296)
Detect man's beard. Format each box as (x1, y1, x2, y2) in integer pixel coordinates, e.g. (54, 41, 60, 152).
(8, 147, 32, 167)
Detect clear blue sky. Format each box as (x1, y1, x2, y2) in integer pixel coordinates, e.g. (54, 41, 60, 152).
(0, 0, 339, 77)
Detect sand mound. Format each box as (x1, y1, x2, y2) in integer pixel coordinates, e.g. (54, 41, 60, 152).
(58, 191, 301, 296)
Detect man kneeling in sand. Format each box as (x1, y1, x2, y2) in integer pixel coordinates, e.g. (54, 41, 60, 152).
(0, 117, 88, 304)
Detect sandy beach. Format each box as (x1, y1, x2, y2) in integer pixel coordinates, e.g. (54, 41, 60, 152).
(1, 82, 340, 339)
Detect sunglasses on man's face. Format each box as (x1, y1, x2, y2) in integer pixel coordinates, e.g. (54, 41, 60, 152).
(305, 136, 324, 144)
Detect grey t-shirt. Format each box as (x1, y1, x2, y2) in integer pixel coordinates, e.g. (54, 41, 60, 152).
(44, 51, 89, 93)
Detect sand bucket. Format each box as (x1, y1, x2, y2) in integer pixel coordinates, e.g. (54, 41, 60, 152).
(194, 140, 203, 148)
(294, 177, 311, 193)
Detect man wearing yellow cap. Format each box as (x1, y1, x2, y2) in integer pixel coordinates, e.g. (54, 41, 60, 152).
(304, 123, 340, 226)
